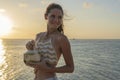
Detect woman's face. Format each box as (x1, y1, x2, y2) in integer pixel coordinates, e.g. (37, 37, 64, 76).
(45, 8, 63, 29)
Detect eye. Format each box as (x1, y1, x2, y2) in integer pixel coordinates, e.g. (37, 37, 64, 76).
(58, 16, 62, 19)
(50, 15, 55, 18)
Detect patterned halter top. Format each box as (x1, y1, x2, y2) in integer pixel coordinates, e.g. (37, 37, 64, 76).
(35, 35, 58, 65)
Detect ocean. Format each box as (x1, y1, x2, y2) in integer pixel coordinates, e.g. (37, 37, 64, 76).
(0, 39, 120, 80)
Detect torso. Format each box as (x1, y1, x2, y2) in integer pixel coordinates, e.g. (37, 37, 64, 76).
(34, 32, 62, 79)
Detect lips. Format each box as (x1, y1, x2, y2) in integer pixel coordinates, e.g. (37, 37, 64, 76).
(51, 22, 60, 26)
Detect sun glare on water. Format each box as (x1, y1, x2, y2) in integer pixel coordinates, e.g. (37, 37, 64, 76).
(0, 12, 13, 37)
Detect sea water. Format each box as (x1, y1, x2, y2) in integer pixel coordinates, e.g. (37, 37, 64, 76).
(0, 39, 120, 80)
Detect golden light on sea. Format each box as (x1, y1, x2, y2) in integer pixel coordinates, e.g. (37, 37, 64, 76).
(0, 39, 7, 79)
(0, 39, 6, 65)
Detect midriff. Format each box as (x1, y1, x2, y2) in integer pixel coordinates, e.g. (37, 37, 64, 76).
(34, 68, 56, 80)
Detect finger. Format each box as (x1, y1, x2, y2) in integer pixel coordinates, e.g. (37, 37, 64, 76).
(26, 40, 34, 45)
(29, 40, 35, 48)
(27, 62, 36, 67)
(26, 44, 33, 50)
(30, 40, 35, 45)
(26, 41, 34, 50)
(26, 41, 31, 47)
(31, 40, 35, 43)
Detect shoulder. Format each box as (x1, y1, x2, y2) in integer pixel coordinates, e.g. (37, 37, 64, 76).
(35, 32, 45, 40)
(58, 34, 71, 53)
(36, 32, 45, 37)
(57, 34, 70, 44)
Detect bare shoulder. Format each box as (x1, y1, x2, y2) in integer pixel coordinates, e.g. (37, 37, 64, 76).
(58, 34, 72, 56)
(59, 34, 69, 40)
(36, 32, 45, 36)
(57, 34, 70, 44)
(35, 32, 45, 40)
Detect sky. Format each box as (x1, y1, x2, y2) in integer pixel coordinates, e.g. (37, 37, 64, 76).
(0, 0, 120, 39)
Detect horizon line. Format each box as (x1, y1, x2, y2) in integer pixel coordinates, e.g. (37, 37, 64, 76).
(1, 38, 120, 40)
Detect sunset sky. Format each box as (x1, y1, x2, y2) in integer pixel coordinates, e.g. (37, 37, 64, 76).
(0, 0, 120, 39)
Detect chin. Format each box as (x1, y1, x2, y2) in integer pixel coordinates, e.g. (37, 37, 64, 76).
(52, 24, 57, 27)
(49, 24, 60, 28)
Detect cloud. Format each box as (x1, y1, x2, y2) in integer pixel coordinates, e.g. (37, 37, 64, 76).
(18, 3, 28, 8)
(83, 2, 92, 9)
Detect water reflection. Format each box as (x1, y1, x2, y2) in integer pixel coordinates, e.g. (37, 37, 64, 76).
(0, 39, 7, 80)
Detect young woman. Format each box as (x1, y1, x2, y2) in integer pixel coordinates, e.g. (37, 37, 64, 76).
(25, 3, 74, 80)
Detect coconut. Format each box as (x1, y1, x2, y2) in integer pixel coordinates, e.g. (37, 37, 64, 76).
(24, 50, 41, 62)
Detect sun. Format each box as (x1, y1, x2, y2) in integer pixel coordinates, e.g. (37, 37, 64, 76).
(0, 13, 13, 37)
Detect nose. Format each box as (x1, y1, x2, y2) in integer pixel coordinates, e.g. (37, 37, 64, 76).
(54, 17, 59, 23)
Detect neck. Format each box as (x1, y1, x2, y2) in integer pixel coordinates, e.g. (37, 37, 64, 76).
(46, 26, 58, 36)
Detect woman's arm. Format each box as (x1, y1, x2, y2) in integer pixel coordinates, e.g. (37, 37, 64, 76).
(24, 60, 52, 72)
(25, 35, 74, 73)
(48, 36, 74, 73)
(24, 32, 50, 70)
(24, 33, 39, 67)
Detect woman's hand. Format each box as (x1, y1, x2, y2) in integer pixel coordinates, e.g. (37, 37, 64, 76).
(35, 60, 52, 72)
(26, 40, 35, 50)
(25, 61, 38, 68)
(25, 60, 52, 72)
